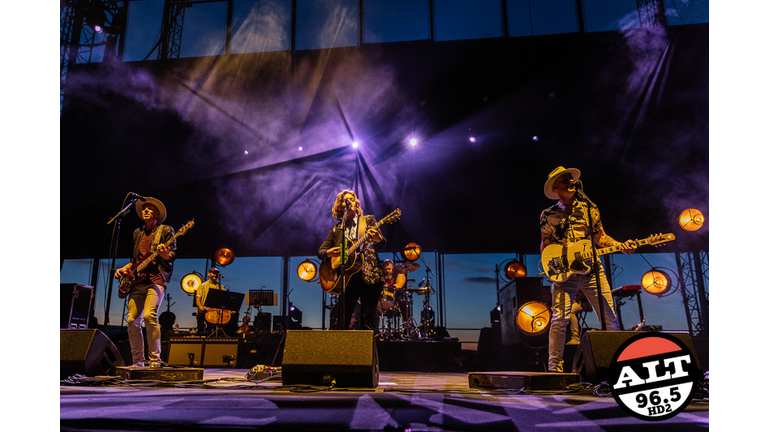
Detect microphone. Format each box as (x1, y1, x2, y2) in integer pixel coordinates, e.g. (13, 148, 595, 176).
(129, 192, 147, 202)
(418, 277, 426, 287)
(612, 263, 623, 270)
(570, 180, 583, 190)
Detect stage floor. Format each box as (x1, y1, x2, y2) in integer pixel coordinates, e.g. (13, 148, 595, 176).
(60, 368, 709, 431)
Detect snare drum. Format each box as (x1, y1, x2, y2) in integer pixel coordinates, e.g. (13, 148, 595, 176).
(378, 286, 395, 310)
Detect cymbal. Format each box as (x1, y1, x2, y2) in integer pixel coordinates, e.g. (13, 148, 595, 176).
(394, 262, 420, 274)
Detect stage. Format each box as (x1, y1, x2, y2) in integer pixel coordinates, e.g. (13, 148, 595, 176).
(60, 367, 709, 431)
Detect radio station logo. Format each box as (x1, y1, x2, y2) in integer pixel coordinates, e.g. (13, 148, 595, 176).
(609, 333, 698, 421)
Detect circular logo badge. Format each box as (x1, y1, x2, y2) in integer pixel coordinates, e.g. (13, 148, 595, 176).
(609, 333, 698, 421)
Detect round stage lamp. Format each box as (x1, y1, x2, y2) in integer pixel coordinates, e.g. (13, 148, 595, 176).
(515, 301, 551, 336)
(504, 260, 527, 280)
(214, 247, 235, 266)
(297, 259, 318, 282)
(641, 269, 671, 297)
(180, 272, 203, 295)
(403, 242, 421, 261)
(679, 208, 705, 231)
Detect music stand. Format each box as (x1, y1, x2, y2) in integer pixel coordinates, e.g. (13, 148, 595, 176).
(203, 290, 245, 338)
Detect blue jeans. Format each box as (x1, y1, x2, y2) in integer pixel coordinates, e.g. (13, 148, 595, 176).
(126, 281, 165, 366)
(548, 270, 619, 372)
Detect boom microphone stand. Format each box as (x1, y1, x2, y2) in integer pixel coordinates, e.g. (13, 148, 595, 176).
(104, 193, 143, 328)
(574, 182, 607, 330)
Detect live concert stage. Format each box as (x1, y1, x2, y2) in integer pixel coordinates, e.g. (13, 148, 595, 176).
(60, 368, 709, 431)
(60, 329, 709, 431)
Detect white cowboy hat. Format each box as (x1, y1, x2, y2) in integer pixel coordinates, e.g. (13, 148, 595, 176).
(135, 196, 167, 223)
(544, 166, 581, 200)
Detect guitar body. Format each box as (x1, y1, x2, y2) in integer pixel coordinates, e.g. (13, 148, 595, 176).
(541, 240, 594, 284)
(319, 255, 363, 294)
(117, 270, 147, 299)
(116, 220, 196, 299)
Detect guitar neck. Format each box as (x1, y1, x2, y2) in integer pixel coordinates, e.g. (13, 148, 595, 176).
(590, 238, 653, 259)
(135, 237, 176, 273)
(344, 221, 381, 259)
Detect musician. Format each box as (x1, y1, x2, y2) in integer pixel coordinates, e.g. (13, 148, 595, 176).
(195, 267, 223, 335)
(540, 167, 635, 372)
(318, 190, 385, 331)
(115, 197, 176, 368)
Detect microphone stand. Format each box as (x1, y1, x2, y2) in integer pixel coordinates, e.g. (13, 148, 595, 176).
(574, 184, 607, 330)
(340, 209, 348, 330)
(104, 195, 141, 329)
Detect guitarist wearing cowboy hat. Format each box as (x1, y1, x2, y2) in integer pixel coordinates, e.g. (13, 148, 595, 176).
(114, 197, 176, 368)
(540, 167, 636, 373)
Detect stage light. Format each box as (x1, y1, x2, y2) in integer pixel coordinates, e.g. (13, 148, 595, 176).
(532, 136, 539, 141)
(214, 247, 235, 266)
(85, 7, 107, 33)
(180, 272, 203, 295)
(504, 260, 527, 280)
(403, 242, 421, 261)
(469, 136, 476, 143)
(297, 259, 318, 282)
(298, 146, 303, 151)
(352, 141, 359, 149)
(679, 208, 705, 231)
(515, 301, 551, 336)
(409, 138, 418, 147)
(641, 268, 672, 297)
(288, 303, 303, 326)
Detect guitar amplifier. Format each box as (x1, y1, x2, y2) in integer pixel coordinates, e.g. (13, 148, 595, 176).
(168, 337, 239, 367)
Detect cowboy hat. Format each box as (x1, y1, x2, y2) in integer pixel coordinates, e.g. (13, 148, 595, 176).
(544, 166, 581, 200)
(135, 197, 167, 223)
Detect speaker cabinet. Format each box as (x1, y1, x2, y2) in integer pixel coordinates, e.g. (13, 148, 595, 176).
(168, 338, 239, 367)
(282, 330, 379, 388)
(572, 330, 702, 383)
(498, 277, 550, 346)
(168, 339, 204, 367)
(60, 284, 93, 329)
(60, 329, 124, 379)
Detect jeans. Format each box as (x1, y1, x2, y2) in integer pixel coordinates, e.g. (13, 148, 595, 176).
(548, 270, 619, 372)
(126, 281, 165, 366)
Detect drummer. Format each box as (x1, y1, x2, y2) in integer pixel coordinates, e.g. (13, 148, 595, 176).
(381, 259, 406, 290)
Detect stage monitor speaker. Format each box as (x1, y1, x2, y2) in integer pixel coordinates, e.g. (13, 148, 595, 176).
(572, 330, 703, 383)
(168, 338, 203, 367)
(60, 329, 124, 379)
(282, 330, 379, 388)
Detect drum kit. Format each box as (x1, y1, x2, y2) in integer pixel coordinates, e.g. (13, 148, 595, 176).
(377, 262, 436, 341)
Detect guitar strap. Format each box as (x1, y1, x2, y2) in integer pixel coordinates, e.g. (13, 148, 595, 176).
(152, 225, 164, 251)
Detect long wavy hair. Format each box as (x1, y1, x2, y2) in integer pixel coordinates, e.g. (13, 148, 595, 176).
(331, 189, 363, 221)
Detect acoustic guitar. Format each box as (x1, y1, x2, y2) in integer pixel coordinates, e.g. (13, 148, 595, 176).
(319, 209, 401, 294)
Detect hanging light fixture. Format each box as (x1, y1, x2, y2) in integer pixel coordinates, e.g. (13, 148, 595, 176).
(504, 260, 527, 280)
(214, 247, 235, 266)
(403, 242, 421, 262)
(679, 208, 705, 232)
(515, 301, 551, 336)
(641, 268, 674, 297)
(297, 259, 319, 282)
(180, 272, 203, 295)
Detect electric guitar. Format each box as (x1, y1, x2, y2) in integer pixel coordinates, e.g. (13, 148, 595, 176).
(117, 220, 195, 299)
(540, 232, 675, 283)
(319, 209, 401, 294)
